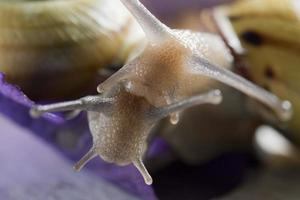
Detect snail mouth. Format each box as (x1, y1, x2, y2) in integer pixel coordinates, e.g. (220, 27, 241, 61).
(100, 154, 131, 166)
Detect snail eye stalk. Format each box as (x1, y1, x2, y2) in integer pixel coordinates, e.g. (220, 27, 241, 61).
(30, 96, 114, 118)
(133, 159, 153, 185)
(151, 89, 223, 120)
(73, 148, 97, 172)
(189, 55, 292, 121)
(120, 0, 171, 43)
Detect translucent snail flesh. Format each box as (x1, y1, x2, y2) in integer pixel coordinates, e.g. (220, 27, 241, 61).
(30, 0, 292, 184)
(31, 81, 223, 185)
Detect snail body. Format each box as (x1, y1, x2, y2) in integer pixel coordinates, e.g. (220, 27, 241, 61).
(31, 81, 222, 185)
(0, 0, 144, 100)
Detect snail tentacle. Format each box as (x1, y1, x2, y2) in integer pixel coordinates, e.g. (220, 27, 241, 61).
(151, 89, 223, 120)
(73, 147, 97, 172)
(120, 0, 170, 44)
(30, 96, 114, 118)
(189, 55, 292, 121)
(133, 158, 153, 185)
(213, 8, 245, 55)
(97, 57, 140, 94)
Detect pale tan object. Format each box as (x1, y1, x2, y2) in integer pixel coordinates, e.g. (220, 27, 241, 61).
(30, 0, 292, 185)
(0, 0, 144, 100)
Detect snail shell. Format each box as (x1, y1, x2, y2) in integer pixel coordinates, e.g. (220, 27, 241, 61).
(219, 0, 300, 142)
(0, 0, 144, 100)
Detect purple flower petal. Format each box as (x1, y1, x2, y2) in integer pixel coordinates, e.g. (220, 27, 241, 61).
(0, 115, 139, 200)
(0, 73, 64, 124)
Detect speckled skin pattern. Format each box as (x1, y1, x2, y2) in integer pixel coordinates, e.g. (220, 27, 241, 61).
(31, 81, 222, 185)
(88, 85, 153, 165)
(99, 31, 232, 108)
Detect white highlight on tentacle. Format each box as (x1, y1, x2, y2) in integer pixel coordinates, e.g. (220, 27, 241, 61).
(170, 112, 180, 125)
(133, 158, 153, 185)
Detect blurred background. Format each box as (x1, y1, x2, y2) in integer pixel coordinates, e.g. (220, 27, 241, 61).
(0, 0, 300, 199)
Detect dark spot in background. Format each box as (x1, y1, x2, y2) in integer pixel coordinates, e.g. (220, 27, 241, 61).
(152, 153, 258, 200)
(241, 31, 263, 46)
(229, 16, 242, 21)
(264, 66, 276, 80)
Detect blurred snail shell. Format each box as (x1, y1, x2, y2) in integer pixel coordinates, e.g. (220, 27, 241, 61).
(217, 0, 300, 143)
(0, 0, 144, 100)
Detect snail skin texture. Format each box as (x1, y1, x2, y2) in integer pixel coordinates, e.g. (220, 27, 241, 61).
(31, 83, 223, 185)
(0, 0, 144, 100)
(31, 0, 292, 184)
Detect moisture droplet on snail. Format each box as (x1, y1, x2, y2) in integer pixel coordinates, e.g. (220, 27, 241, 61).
(30, 0, 292, 185)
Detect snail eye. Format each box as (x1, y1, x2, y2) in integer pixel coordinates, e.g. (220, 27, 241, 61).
(241, 31, 264, 46)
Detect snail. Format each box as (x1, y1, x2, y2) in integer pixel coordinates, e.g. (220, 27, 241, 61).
(30, 81, 223, 185)
(30, 0, 292, 184)
(0, 0, 144, 100)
